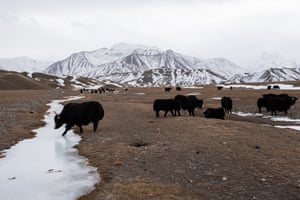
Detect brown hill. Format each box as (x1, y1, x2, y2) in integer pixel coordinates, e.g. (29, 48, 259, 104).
(0, 70, 50, 90)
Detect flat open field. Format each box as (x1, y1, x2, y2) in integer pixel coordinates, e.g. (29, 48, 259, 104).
(1, 85, 300, 200)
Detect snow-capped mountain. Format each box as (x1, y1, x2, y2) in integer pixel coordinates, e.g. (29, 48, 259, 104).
(2, 44, 300, 87)
(0, 57, 53, 73)
(45, 43, 247, 86)
(236, 67, 300, 83)
(230, 52, 300, 83)
(248, 52, 299, 73)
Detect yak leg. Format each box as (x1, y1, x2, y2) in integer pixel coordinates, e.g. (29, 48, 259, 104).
(156, 110, 159, 118)
(78, 125, 83, 134)
(164, 111, 168, 117)
(191, 109, 195, 116)
(62, 124, 72, 136)
(174, 109, 180, 116)
(93, 121, 99, 132)
(188, 109, 194, 116)
(171, 110, 175, 116)
(62, 129, 68, 136)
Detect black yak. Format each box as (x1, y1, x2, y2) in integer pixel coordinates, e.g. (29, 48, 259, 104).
(54, 101, 104, 136)
(268, 94, 297, 115)
(257, 94, 276, 113)
(153, 99, 180, 117)
(175, 95, 203, 116)
(221, 96, 232, 114)
(203, 108, 225, 120)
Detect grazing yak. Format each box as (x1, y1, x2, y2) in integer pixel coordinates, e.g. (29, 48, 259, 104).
(257, 93, 297, 115)
(153, 99, 180, 117)
(221, 96, 232, 114)
(175, 95, 203, 116)
(54, 101, 104, 136)
(203, 108, 225, 120)
(257, 94, 276, 113)
(176, 86, 182, 91)
(165, 87, 172, 92)
(268, 94, 297, 115)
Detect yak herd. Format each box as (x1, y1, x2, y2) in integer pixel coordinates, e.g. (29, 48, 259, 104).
(153, 92, 297, 119)
(54, 87, 298, 136)
(153, 95, 231, 120)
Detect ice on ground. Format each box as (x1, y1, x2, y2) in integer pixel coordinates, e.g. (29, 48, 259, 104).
(56, 78, 65, 87)
(185, 92, 202, 96)
(234, 111, 300, 132)
(218, 83, 300, 90)
(211, 97, 222, 100)
(268, 116, 300, 123)
(275, 126, 300, 131)
(233, 112, 263, 117)
(0, 96, 99, 200)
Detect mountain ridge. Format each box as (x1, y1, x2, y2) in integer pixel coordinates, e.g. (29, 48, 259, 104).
(1, 43, 300, 86)
(44, 43, 248, 86)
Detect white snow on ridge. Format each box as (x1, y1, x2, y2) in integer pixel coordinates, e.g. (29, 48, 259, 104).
(248, 52, 299, 73)
(0, 96, 99, 200)
(83, 43, 161, 67)
(56, 79, 65, 87)
(45, 43, 246, 86)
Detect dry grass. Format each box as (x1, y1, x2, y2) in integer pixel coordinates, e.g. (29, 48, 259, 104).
(0, 78, 300, 199)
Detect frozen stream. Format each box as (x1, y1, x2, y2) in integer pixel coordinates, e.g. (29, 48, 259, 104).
(0, 96, 99, 200)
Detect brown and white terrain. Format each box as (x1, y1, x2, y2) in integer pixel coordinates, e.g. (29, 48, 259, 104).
(0, 70, 299, 200)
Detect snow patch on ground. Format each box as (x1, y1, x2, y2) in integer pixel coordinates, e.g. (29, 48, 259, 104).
(185, 92, 202, 96)
(233, 112, 263, 117)
(56, 78, 65, 87)
(0, 96, 99, 200)
(211, 97, 222, 100)
(219, 83, 300, 90)
(275, 126, 300, 131)
(234, 111, 300, 132)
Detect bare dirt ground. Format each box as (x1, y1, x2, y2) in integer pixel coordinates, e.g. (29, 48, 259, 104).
(0, 85, 300, 200)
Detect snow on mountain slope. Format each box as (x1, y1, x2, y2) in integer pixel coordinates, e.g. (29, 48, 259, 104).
(195, 58, 247, 78)
(0, 57, 53, 73)
(83, 43, 159, 66)
(45, 43, 245, 86)
(248, 52, 299, 72)
(133, 68, 226, 86)
(239, 68, 300, 82)
(45, 52, 96, 75)
(3, 44, 300, 86)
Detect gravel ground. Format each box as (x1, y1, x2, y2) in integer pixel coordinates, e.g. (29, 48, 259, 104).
(0, 87, 300, 200)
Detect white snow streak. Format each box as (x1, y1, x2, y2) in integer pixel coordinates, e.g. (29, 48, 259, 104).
(0, 96, 99, 200)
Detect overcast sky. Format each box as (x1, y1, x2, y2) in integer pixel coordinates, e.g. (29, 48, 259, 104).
(0, 0, 299, 67)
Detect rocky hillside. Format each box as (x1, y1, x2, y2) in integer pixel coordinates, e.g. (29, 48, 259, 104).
(44, 43, 247, 86)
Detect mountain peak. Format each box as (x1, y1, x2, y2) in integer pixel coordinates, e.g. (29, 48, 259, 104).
(249, 52, 299, 72)
(0, 57, 53, 73)
(44, 43, 248, 86)
(111, 43, 159, 52)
